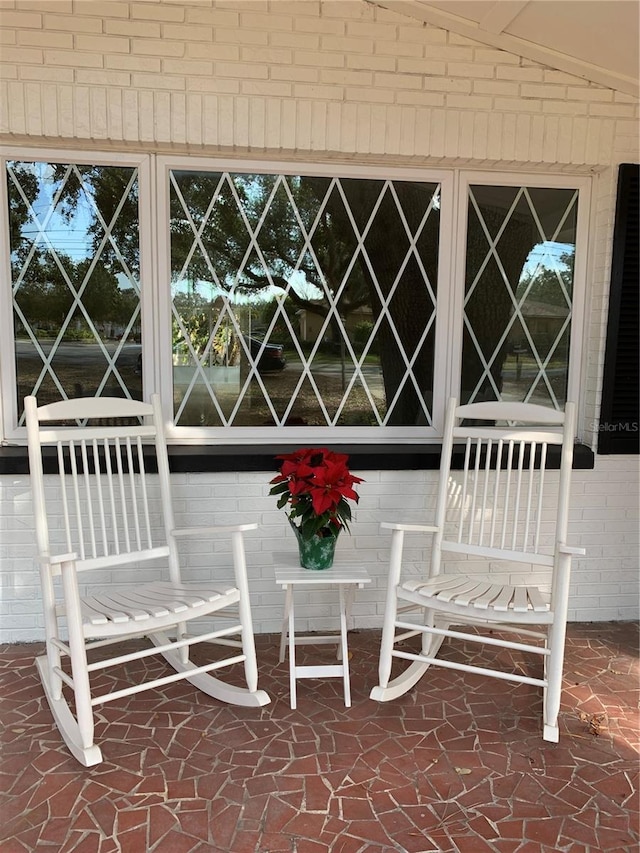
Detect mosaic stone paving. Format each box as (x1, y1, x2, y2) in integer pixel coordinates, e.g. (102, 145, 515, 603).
(0, 622, 637, 852)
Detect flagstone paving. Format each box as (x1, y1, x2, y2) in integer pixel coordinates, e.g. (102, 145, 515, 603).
(0, 621, 637, 852)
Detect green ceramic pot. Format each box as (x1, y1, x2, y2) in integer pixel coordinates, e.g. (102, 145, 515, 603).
(289, 519, 339, 570)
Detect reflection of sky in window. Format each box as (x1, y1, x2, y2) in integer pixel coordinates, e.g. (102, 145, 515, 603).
(522, 241, 574, 278)
(17, 162, 95, 262)
(173, 269, 323, 304)
(12, 161, 137, 292)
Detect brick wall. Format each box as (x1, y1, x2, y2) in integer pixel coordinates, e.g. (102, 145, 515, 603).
(1, 459, 638, 643)
(0, 0, 636, 161)
(0, 0, 638, 640)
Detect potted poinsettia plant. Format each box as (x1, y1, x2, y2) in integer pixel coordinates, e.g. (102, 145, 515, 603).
(269, 448, 364, 569)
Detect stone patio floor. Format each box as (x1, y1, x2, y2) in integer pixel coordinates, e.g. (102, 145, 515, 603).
(0, 621, 638, 852)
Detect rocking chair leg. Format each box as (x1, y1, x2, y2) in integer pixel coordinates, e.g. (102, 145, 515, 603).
(370, 618, 431, 701)
(371, 527, 404, 696)
(46, 561, 102, 765)
(543, 622, 567, 742)
(177, 621, 189, 665)
(240, 613, 259, 695)
(543, 672, 561, 743)
(36, 654, 102, 767)
(372, 607, 397, 692)
(239, 598, 258, 693)
(371, 609, 447, 702)
(233, 530, 260, 694)
(46, 641, 64, 702)
(41, 572, 64, 701)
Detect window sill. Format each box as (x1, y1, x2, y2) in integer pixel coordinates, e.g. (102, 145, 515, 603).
(0, 443, 595, 475)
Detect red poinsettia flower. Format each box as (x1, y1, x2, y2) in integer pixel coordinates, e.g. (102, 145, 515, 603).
(269, 448, 364, 538)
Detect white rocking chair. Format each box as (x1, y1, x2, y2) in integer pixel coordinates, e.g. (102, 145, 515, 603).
(370, 397, 584, 742)
(25, 394, 270, 767)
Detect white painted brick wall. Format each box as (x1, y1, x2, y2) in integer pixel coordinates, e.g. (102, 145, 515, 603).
(0, 0, 638, 638)
(1, 460, 637, 643)
(0, 0, 637, 165)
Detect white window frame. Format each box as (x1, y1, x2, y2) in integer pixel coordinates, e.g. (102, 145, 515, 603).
(0, 146, 152, 443)
(451, 171, 591, 413)
(0, 147, 592, 445)
(155, 155, 455, 444)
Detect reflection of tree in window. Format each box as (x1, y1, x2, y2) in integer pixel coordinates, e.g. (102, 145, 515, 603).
(8, 161, 141, 414)
(463, 185, 577, 407)
(169, 171, 440, 428)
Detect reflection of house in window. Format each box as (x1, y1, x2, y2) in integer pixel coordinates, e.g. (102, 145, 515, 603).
(509, 300, 570, 355)
(502, 298, 571, 403)
(297, 305, 374, 346)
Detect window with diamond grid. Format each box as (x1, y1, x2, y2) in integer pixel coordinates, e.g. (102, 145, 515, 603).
(2, 154, 588, 442)
(7, 159, 143, 426)
(462, 183, 578, 409)
(168, 170, 440, 429)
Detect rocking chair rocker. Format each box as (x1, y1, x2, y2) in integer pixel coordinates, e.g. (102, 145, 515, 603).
(25, 394, 270, 766)
(370, 397, 584, 742)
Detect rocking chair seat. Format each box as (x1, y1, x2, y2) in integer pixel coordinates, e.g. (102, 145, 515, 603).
(79, 581, 239, 631)
(400, 576, 551, 616)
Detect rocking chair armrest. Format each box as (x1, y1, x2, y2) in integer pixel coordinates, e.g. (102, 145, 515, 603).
(558, 542, 586, 556)
(380, 522, 440, 534)
(171, 523, 259, 538)
(40, 552, 78, 567)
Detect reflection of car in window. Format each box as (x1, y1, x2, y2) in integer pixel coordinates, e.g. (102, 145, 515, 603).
(143, 337, 286, 378)
(246, 336, 286, 373)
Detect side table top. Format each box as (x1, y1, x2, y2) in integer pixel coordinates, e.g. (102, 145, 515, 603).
(273, 552, 371, 586)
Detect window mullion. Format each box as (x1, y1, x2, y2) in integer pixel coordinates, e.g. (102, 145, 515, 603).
(147, 153, 171, 416)
(434, 169, 459, 434)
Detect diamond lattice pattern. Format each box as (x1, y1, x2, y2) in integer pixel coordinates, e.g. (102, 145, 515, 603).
(463, 184, 577, 408)
(8, 161, 142, 422)
(169, 171, 441, 428)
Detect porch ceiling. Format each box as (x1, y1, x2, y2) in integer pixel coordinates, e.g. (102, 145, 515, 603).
(369, 0, 640, 97)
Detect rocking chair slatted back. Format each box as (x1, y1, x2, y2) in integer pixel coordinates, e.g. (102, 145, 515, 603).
(434, 401, 573, 573)
(26, 397, 176, 577)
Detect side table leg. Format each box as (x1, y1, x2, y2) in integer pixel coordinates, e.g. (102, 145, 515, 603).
(338, 585, 351, 707)
(279, 585, 293, 664)
(337, 583, 357, 662)
(287, 586, 297, 710)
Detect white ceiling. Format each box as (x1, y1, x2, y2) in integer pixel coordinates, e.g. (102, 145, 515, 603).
(369, 1, 640, 97)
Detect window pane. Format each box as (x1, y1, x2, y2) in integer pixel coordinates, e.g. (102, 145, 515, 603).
(169, 170, 440, 428)
(462, 184, 578, 408)
(8, 161, 142, 420)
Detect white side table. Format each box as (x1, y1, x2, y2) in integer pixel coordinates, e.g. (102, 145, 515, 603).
(274, 553, 371, 709)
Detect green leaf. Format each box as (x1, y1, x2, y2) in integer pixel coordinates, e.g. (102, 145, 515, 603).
(269, 482, 289, 497)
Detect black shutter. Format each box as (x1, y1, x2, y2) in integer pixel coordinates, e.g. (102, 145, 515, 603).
(598, 163, 639, 454)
